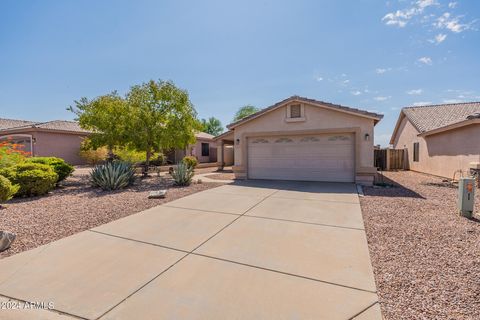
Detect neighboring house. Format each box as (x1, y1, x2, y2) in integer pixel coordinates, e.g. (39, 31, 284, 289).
(166, 132, 217, 164)
(215, 96, 383, 184)
(390, 102, 480, 179)
(0, 118, 90, 165)
(1, 117, 217, 165)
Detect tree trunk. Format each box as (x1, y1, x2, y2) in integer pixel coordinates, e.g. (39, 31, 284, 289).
(143, 149, 151, 177)
(107, 146, 115, 163)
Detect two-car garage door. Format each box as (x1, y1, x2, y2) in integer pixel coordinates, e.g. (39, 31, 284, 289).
(247, 133, 354, 182)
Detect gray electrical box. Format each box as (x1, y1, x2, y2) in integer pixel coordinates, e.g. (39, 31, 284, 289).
(458, 177, 475, 218)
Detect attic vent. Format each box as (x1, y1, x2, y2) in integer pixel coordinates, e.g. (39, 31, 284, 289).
(290, 104, 302, 118)
(467, 113, 480, 120)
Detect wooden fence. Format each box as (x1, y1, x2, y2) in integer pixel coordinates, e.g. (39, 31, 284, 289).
(374, 148, 406, 170)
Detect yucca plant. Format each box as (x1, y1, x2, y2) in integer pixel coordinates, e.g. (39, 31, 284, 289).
(171, 162, 194, 186)
(90, 161, 135, 191)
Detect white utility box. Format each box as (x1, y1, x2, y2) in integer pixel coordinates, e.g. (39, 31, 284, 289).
(458, 177, 475, 218)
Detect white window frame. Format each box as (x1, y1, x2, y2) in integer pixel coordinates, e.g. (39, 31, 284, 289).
(285, 104, 306, 122)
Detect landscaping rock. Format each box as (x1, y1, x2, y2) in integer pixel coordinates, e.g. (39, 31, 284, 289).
(148, 190, 167, 199)
(0, 231, 16, 252)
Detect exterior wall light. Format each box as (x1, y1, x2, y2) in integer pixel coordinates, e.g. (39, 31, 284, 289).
(364, 133, 370, 141)
(236, 138, 240, 145)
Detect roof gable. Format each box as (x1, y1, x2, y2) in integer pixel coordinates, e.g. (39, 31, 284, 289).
(227, 96, 383, 129)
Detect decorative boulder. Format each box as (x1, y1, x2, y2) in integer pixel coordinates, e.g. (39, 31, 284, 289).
(0, 231, 16, 252)
(148, 190, 167, 199)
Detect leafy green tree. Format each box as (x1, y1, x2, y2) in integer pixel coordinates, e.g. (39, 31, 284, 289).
(68, 92, 128, 159)
(126, 80, 201, 167)
(201, 117, 223, 136)
(233, 105, 260, 122)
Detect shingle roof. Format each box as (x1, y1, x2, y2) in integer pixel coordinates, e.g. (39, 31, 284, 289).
(0, 119, 90, 134)
(227, 95, 383, 129)
(403, 102, 480, 133)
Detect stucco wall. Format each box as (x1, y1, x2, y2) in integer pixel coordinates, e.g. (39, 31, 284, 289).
(32, 131, 87, 165)
(189, 139, 217, 163)
(232, 102, 376, 178)
(393, 117, 480, 178)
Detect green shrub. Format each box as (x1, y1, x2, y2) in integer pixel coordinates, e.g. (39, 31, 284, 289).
(0, 140, 28, 168)
(171, 162, 194, 186)
(182, 156, 198, 169)
(27, 157, 74, 182)
(114, 148, 146, 164)
(90, 161, 135, 190)
(0, 163, 58, 197)
(0, 175, 19, 203)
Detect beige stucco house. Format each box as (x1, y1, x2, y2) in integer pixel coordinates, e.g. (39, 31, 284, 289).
(0, 119, 90, 165)
(390, 102, 480, 179)
(166, 132, 217, 164)
(215, 96, 383, 184)
(1, 118, 217, 165)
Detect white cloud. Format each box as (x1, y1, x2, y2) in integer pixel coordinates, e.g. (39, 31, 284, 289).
(351, 90, 362, 96)
(443, 98, 464, 103)
(382, 0, 437, 28)
(434, 12, 472, 33)
(374, 96, 391, 101)
(407, 89, 423, 95)
(342, 79, 350, 84)
(315, 76, 323, 81)
(375, 67, 392, 74)
(432, 33, 447, 43)
(413, 101, 432, 106)
(448, 2, 457, 9)
(418, 56, 433, 65)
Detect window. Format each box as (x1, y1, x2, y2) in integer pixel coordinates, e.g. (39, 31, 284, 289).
(290, 104, 301, 118)
(201, 143, 209, 157)
(413, 142, 419, 162)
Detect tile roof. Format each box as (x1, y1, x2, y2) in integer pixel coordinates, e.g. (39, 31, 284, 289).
(0, 118, 36, 130)
(0, 119, 90, 134)
(195, 132, 215, 140)
(403, 101, 480, 133)
(227, 95, 383, 129)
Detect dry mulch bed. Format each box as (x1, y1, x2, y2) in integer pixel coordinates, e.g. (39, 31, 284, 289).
(0, 170, 224, 259)
(361, 171, 480, 320)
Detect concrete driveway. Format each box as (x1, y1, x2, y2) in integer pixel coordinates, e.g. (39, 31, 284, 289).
(0, 181, 381, 320)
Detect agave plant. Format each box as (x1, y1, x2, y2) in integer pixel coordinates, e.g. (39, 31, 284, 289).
(171, 162, 194, 186)
(90, 161, 135, 191)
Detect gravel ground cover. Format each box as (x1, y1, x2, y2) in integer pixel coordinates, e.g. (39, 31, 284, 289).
(0, 170, 224, 259)
(360, 171, 480, 320)
(204, 172, 236, 181)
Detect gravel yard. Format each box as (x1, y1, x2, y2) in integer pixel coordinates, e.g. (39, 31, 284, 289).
(361, 171, 480, 320)
(0, 170, 224, 259)
(204, 172, 236, 181)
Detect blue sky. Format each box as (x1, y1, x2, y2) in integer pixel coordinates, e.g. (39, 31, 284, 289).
(1, 0, 479, 146)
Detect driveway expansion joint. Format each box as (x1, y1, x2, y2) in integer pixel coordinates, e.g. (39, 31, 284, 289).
(243, 214, 366, 231)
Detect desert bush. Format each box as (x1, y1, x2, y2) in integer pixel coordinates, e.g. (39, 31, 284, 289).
(182, 156, 198, 169)
(79, 143, 108, 165)
(0, 163, 58, 197)
(0, 140, 28, 168)
(171, 162, 194, 186)
(90, 161, 135, 190)
(27, 157, 74, 182)
(0, 175, 19, 203)
(114, 148, 146, 164)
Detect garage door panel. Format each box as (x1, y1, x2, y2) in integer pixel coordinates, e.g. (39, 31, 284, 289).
(247, 134, 354, 182)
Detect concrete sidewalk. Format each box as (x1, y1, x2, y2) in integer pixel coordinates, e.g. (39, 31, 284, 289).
(0, 181, 381, 320)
